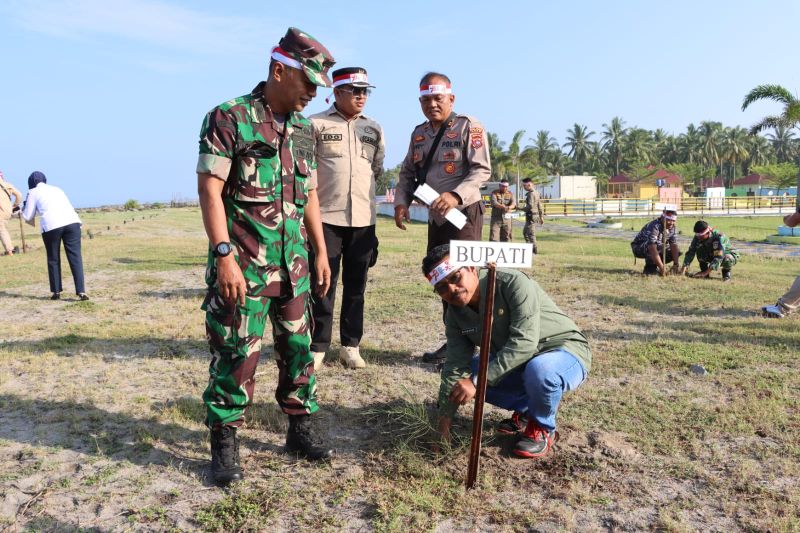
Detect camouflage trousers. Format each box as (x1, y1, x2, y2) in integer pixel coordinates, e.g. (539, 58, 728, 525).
(203, 286, 317, 429)
(700, 254, 737, 272)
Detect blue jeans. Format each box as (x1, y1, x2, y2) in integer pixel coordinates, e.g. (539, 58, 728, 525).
(471, 349, 587, 432)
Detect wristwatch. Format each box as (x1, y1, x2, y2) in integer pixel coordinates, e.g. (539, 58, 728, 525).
(212, 242, 233, 258)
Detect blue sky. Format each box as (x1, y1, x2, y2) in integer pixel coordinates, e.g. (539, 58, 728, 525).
(0, 0, 797, 207)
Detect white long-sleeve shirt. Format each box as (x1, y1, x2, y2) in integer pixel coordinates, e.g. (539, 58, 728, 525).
(21, 183, 81, 233)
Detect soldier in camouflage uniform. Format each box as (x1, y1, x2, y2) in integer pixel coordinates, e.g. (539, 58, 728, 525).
(681, 220, 738, 282)
(196, 27, 335, 486)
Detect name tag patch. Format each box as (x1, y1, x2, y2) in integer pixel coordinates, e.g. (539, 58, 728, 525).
(322, 133, 343, 142)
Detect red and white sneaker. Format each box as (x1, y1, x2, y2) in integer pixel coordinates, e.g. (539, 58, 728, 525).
(512, 420, 557, 458)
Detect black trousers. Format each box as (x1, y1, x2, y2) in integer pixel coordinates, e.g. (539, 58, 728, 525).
(42, 222, 85, 294)
(309, 223, 376, 352)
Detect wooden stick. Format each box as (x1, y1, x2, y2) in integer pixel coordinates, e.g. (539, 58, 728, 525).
(466, 263, 497, 489)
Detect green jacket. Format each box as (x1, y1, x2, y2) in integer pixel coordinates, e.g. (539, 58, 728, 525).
(438, 269, 592, 418)
(683, 229, 738, 270)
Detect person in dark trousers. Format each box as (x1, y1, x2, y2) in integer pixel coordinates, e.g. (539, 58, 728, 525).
(21, 171, 88, 301)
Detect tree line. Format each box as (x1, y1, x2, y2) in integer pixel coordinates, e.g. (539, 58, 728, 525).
(379, 84, 800, 196)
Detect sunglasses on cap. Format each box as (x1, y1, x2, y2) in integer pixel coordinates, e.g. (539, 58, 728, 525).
(339, 86, 371, 97)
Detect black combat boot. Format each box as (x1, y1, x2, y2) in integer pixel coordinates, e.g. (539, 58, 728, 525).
(722, 269, 732, 282)
(210, 425, 243, 486)
(422, 343, 447, 364)
(286, 414, 334, 461)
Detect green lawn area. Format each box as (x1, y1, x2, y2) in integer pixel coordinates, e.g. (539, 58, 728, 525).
(547, 214, 789, 242)
(1, 208, 798, 532)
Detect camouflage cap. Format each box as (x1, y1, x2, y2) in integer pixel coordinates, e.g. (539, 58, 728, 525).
(272, 27, 335, 87)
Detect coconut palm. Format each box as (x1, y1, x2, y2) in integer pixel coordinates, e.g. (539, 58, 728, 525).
(601, 117, 628, 175)
(741, 84, 800, 134)
(766, 125, 797, 164)
(743, 134, 775, 175)
(699, 121, 724, 174)
(530, 130, 559, 167)
(563, 123, 595, 174)
(678, 123, 703, 165)
(487, 132, 508, 180)
(624, 128, 655, 166)
(721, 126, 750, 185)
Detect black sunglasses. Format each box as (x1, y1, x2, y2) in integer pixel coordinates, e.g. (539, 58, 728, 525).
(339, 86, 371, 97)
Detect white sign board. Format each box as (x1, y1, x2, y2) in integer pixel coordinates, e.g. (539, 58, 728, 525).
(450, 240, 534, 268)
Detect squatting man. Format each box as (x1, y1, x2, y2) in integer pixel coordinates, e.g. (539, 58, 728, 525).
(422, 244, 591, 458)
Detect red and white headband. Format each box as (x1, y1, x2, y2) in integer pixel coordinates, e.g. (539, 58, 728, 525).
(333, 72, 369, 88)
(419, 83, 452, 96)
(695, 226, 713, 237)
(426, 259, 459, 286)
(662, 212, 677, 221)
(271, 46, 303, 69)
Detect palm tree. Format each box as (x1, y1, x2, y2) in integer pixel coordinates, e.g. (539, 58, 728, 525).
(544, 150, 569, 176)
(624, 128, 655, 166)
(530, 130, 559, 167)
(743, 134, 774, 175)
(678, 123, 702, 165)
(721, 126, 750, 186)
(601, 117, 628, 176)
(505, 129, 526, 194)
(766, 125, 797, 163)
(487, 132, 508, 180)
(699, 121, 723, 174)
(563, 123, 595, 174)
(741, 84, 800, 134)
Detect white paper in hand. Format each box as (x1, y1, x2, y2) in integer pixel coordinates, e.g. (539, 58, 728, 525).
(413, 184, 467, 230)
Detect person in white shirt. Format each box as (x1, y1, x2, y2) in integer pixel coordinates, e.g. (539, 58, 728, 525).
(21, 171, 89, 300)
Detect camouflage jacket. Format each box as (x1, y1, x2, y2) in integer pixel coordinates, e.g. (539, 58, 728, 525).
(631, 217, 677, 250)
(197, 82, 317, 297)
(683, 229, 738, 270)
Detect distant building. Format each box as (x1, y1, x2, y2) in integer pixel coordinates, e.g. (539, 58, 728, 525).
(607, 169, 681, 200)
(536, 175, 597, 199)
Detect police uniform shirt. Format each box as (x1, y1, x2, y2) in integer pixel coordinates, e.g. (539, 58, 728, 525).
(394, 114, 491, 225)
(490, 190, 515, 220)
(310, 105, 385, 227)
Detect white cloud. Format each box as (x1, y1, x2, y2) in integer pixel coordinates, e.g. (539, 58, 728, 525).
(4, 0, 280, 56)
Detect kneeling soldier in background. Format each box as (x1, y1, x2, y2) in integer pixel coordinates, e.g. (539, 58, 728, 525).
(681, 220, 738, 282)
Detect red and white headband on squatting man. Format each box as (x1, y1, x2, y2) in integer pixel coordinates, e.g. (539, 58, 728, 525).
(419, 82, 452, 96)
(426, 258, 460, 286)
(696, 226, 713, 238)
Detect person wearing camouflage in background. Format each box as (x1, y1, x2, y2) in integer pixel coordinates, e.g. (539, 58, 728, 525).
(681, 220, 739, 282)
(522, 177, 544, 253)
(196, 27, 335, 487)
(489, 180, 516, 242)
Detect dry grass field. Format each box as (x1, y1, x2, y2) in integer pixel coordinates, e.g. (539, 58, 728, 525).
(0, 207, 798, 532)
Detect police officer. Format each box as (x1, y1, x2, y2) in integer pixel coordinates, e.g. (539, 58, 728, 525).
(522, 177, 544, 253)
(309, 67, 385, 370)
(393, 71, 491, 363)
(630, 206, 682, 276)
(196, 27, 335, 486)
(682, 220, 738, 281)
(489, 179, 516, 241)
